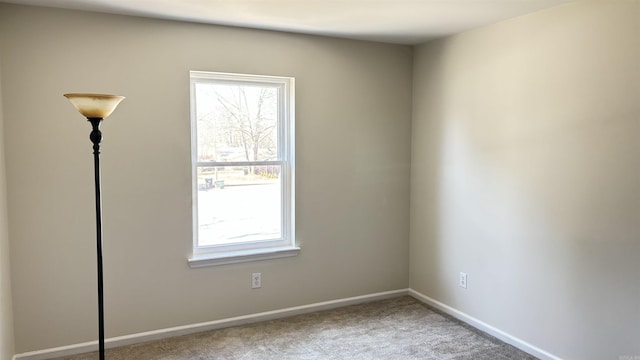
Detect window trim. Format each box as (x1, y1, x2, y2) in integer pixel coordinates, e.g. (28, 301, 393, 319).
(188, 71, 297, 267)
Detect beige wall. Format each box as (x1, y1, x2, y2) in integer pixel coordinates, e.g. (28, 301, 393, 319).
(410, 1, 640, 359)
(0, 4, 412, 353)
(0, 62, 16, 360)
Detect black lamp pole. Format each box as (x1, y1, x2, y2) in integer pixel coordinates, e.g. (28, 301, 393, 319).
(64, 93, 125, 360)
(89, 117, 106, 360)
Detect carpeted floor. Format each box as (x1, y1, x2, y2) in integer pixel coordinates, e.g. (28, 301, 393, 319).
(56, 296, 536, 359)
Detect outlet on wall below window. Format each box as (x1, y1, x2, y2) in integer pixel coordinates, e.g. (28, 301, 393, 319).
(459, 272, 468, 289)
(252, 272, 262, 289)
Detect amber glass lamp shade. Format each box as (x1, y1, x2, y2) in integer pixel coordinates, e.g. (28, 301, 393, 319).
(64, 93, 125, 118)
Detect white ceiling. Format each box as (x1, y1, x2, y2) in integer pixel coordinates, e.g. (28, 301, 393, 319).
(2, 0, 573, 44)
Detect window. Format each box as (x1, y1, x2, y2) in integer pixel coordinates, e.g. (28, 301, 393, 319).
(188, 71, 297, 267)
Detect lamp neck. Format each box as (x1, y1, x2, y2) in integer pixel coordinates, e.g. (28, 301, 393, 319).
(87, 117, 104, 155)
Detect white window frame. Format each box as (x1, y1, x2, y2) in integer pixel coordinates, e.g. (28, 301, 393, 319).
(188, 71, 298, 267)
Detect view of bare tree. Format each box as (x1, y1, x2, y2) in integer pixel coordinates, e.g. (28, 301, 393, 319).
(196, 84, 277, 163)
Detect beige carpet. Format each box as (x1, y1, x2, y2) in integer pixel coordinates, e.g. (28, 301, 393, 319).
(56, 296, 536, 359)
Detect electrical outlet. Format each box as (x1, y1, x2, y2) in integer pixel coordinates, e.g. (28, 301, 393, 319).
(252, 272, 262, 289)
(459, 272, 467, 289)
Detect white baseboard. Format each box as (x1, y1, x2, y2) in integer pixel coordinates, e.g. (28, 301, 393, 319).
(408, 289, 562, 360)
(13, 288, 562, 360)
(13, 289, 408, 360)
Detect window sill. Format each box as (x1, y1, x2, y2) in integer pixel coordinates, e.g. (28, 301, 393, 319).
(188, 246, 301, 268)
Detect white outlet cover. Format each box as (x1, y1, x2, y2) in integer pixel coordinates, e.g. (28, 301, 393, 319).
(459, 272, 467, 289)
(252, 273, 262, 289)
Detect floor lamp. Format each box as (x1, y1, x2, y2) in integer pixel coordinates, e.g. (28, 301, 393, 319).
(64, 93, 125, 360)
